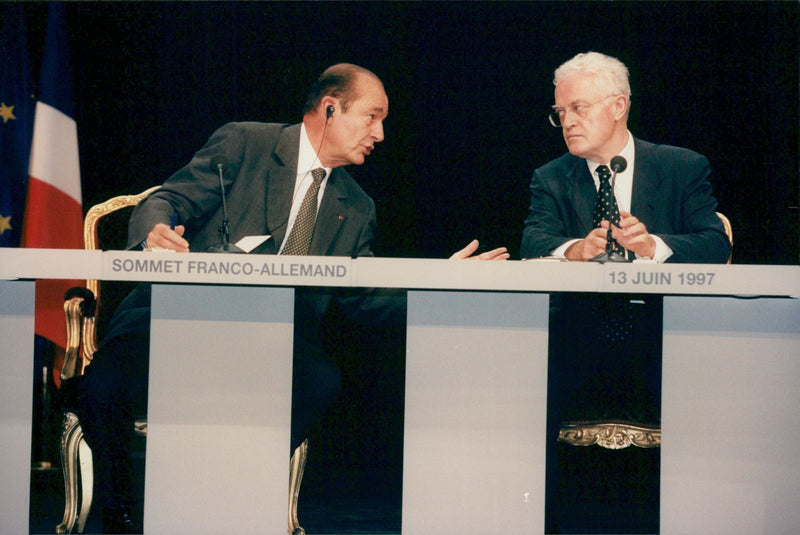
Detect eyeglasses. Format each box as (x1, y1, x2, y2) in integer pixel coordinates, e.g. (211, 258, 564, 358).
(548, 95, 618, 127)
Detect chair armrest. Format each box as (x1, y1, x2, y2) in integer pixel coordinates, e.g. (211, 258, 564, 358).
(62, 287, 96, 381)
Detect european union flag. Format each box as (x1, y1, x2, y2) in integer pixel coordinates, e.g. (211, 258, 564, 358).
(1, 4, 34, 247)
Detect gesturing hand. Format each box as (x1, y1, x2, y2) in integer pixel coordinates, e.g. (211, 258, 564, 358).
(450, 239, 510, 260)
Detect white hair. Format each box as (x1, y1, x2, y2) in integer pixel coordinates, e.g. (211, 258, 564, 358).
(553, 51, 631, 99)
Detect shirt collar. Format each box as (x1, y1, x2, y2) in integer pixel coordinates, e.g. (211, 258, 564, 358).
(587, 131, 635, 177)
(298, 123, 331, 180)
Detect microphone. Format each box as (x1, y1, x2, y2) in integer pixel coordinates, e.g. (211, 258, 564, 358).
(610, 155, 627, 174)
(590, 155, 630, 263)
(206, 156, 244, 253)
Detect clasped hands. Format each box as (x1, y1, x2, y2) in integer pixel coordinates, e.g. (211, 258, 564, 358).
(147, 223, 510, 261)
(565, 210, 656, 260)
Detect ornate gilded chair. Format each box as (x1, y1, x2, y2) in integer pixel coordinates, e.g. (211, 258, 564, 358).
(57, 185, 312, 534)
(557, 211, 733, 450)
(717, 211, 733, 264)
(57, 186, 159, 534)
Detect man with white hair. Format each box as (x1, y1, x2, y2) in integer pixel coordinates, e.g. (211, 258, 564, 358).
(522, 51, 729, 262)
(521, 51, 729, 533)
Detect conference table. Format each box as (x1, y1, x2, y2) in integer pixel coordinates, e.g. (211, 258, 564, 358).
(2, 249, 799, 534)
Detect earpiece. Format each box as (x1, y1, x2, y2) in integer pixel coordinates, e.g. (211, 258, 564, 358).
(326, 105, 335, 119)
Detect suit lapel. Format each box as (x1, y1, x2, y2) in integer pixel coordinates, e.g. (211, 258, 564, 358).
(266, 125, 301, 247)
(309, 169, 348, 256)
(630, 138, 660, 223)
(570, 158, 597, 235)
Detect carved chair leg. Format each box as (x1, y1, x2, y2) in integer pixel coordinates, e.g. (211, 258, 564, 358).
(76, 436, 94, 533)
(56, 412, 84, 534)
(288, 438, 309, 535)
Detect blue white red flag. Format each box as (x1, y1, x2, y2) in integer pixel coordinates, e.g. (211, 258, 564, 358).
(21, 3, 84, 351)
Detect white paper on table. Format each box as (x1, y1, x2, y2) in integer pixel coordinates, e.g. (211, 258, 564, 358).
(234, 235, 271, 253)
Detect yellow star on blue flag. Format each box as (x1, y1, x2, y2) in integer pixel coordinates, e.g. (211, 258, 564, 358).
(0, 213, 13, 235)
(0, 102, 16, 123)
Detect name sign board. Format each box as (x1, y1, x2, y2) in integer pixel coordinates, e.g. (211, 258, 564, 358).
(104, 251, 353, 287)
(2, 249, 799, 297)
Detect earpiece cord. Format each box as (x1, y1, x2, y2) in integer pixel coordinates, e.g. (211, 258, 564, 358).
(275, 109, 332, 234)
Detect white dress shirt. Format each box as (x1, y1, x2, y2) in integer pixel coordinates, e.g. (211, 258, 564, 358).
(278, 123, 331, 253)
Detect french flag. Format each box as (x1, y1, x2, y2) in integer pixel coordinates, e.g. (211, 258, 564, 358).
(21, 3, 83, 352)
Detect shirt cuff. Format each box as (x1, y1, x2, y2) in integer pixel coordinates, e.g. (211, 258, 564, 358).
(551, 239, 580, 258)
(638, 235, 673, 263)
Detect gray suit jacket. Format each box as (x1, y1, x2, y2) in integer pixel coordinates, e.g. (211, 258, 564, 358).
(127, 122, 376, 258)
(520, 137, 731, 263)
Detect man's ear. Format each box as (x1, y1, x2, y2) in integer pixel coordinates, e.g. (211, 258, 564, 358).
(321, 96, 338, 118)
(613, 95, 629, 120)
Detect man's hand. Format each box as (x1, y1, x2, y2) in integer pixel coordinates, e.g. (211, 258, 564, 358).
(145, 223, 190, 252)
(613, 210, 655, 259)
(564, 227, 611, 260)
(449, 239, 510, 260)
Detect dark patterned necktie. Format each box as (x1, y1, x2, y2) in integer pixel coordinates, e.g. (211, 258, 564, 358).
(282, 168, 326, 256)
(592, 165, 631, 342)
(592, 164, 624, 255)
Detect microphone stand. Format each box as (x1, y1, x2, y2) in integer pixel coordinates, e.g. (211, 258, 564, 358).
(589, 233, 630, 262)
(207, 162, 244, 253)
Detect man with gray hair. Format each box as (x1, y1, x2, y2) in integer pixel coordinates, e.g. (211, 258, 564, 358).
(521, 51, 729, 533)
(522, 51, 729, 262)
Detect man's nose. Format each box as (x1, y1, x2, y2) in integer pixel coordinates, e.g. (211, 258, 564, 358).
(372, 121, 384, 142)
(562, 109, 580, 128)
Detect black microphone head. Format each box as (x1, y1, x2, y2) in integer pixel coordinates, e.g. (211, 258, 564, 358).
(610, 155, 627, 173)
(209, 156, 230, 173)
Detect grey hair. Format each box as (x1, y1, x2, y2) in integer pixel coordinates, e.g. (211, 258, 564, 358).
(553, 52, 631, 99)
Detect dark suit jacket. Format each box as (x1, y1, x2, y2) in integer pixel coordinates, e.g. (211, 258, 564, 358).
(520, 137, 731, 263)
